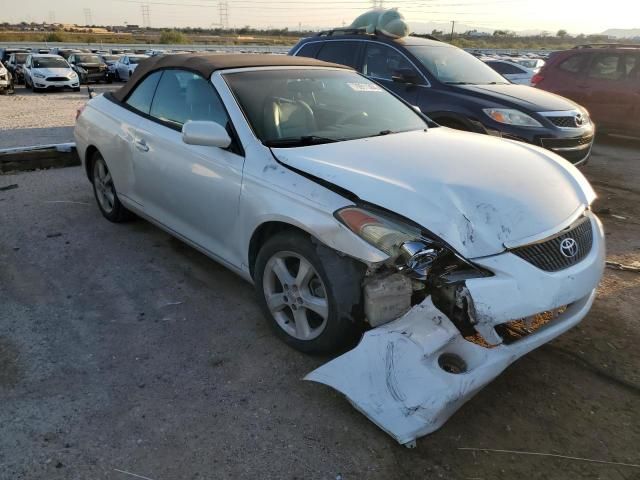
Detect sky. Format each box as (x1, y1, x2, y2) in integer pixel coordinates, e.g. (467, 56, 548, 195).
(3, 0, 638, 33)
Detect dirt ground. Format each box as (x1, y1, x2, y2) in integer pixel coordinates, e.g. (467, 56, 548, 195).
(1, 107, 639, 477)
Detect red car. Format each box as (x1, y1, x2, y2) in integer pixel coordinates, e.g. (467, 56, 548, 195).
(533, 44, 640, 137)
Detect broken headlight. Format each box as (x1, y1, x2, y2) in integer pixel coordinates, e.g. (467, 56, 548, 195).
(335, 206, 446, 279)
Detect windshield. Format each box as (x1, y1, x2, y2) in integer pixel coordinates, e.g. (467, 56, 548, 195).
(407, 45, 508, 85)
(129, 56, 146, 64)
(76, 55, 101, 63)
(33, 57, 69, 69)
(102, 55, 118, 61)
(15, 53, 28, 63)
(515, 59, 540, 69)
(224, 69, 427, 147)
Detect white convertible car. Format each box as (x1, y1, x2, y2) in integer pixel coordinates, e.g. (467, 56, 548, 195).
(74, 54, 605, 446)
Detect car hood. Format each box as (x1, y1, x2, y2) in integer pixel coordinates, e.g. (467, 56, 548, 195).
(454, 83, 578, 111)
(272, 128, 594, 259)
(33, 68, 72, 76)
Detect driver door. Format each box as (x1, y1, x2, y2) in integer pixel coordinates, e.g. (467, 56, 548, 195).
(360, 42, 423, 105)
(129, 69, 245, 265)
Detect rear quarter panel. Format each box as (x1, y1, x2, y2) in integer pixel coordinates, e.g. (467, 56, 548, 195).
(74, 94, 142, 204)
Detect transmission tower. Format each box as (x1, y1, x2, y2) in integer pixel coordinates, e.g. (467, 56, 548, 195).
(218, 1, 229, 29)
(370, 0, 383, 7)
(83, 8, 93, 26)
(141, 4, 151, 28)
(48, 10, 56, 23)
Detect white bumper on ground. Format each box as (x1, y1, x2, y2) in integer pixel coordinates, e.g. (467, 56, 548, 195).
(306, 213, 605, 446)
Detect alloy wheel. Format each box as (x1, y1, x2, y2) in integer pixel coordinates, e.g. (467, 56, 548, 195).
(93, 158, 116, 214)
(262, 251, 329, 341)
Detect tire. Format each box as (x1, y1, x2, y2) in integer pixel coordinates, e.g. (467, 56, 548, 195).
(73, 87, 80, 92)
(254, 231, 366, 354)
(115, 70, 121, 82)
(90, 151, 132, 223)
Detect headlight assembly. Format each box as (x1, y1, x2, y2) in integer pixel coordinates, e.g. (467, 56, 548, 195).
(334, 206, 449, 280)
(335, 207, 432, 258)
(33, 72, 45, 78)
(483, 108, 542, 127)
(68, 71, 78, 78)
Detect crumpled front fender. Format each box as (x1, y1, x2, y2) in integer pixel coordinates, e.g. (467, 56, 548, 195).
(305, 293, 596, 446)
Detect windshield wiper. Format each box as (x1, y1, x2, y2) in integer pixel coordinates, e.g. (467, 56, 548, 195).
(444, 81, 473, 85)
(264, 135, 339, 147)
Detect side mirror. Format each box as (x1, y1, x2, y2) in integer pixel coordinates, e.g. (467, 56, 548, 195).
(392, 68, 420, 85)
(182, 120, 232, 148)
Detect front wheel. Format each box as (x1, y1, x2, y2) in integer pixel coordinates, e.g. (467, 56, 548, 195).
(254, 231, 365, 354)
(91, 152, 132, 222)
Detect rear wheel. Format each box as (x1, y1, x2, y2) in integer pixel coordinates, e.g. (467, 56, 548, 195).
(255, 231, 365, 354)
(91, 152, 132, 222)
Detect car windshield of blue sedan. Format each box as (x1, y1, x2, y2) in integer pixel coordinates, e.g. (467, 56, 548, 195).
(407, 45, 509, 85)
(224, 69, 428, 147)
(32, 57, 69, 69)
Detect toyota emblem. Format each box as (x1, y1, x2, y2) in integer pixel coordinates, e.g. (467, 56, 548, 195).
(574, 114, 584, 127)
(560, 238, 578, 258)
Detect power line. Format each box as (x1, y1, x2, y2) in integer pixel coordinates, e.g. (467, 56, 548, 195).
(83, 8, 93, 26)
(141, 3, 151, 27)
(218, 0, 228, 29)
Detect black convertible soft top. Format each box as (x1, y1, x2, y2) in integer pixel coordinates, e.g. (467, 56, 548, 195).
(112, 53, 350, 101)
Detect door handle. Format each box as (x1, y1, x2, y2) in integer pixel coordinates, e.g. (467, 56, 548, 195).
(135, 139, 149, 152)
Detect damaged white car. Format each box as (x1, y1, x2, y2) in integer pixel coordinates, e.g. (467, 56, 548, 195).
(74, 54, 605, 447)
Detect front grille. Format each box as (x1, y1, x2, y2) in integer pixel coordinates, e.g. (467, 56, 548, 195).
(46, 76, 68, 81)
(540, 135, 593, 164)
(541, 135, 593, 149)
(547, 116, 579, 128)
(512, 216, 593, 271)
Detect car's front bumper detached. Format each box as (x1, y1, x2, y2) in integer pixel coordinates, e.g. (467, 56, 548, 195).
(306, 213, 605, 446)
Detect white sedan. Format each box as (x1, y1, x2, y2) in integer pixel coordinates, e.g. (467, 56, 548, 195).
(484, 58, 538, 85)
(23, 54, 80, 92)
(74, 54, 605, 446)
(113, 54, 148, 81)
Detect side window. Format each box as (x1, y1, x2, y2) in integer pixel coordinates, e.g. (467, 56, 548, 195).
(362, 43, 417, 81)
(296, 43, 321, 59)
(316, 41, 359, 68)
(149, 70, 229, 128)
(588, 53, 623, 80)
(487, 61, 524, 75)
(125, 70, 162, 114)
(559, 54, 586, 74)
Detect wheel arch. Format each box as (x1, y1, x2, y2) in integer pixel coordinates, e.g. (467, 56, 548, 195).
(248, 221, 310, 280)
(84, 145, 100, 182)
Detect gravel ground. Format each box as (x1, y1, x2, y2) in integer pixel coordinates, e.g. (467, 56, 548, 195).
(0, 126, 639, 477)
(0, 84, 118, 150)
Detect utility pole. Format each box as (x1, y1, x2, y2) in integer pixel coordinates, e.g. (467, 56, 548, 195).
(218, 1, 229, 30)
(141, 4, 151, 28)
(83, 8, 93, 26)
(450, 20, 455, 41)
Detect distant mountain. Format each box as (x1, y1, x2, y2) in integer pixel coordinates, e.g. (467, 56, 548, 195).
(601, 28, 640, 38)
